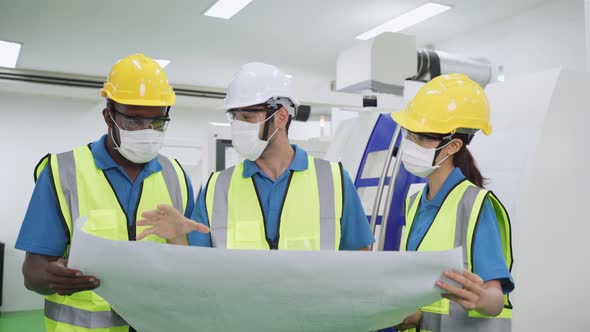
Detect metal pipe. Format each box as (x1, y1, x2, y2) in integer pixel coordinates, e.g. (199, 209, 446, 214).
(368, 125, 401, 249)
(377, 136, 405, 251)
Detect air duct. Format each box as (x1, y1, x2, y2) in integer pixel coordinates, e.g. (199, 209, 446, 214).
(335, 32, 493, 104)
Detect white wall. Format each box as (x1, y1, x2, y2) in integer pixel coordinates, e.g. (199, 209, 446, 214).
(509, 69, 590, 330)
(470, 68, 590, 329)
(433, 0, 586, 79)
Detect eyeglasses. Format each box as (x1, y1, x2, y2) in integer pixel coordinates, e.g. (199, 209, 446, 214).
(225, 106, 276, 122)
(110, 108, 170, 132)
(402, 129, 452, 143)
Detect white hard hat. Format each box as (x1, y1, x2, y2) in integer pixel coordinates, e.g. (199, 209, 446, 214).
(222, 62, 300, 115)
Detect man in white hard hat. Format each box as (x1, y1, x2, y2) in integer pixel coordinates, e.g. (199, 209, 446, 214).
(137, 62, 374, 251)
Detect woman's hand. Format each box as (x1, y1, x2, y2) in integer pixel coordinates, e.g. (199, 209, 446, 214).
(136, 204, 210, 243)
(436, 270, 504, 316)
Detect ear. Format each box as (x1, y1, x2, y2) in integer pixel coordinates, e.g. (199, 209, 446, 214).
(446, 138, 463, 155)
(274, 107, 290, 129)
(102, 108, 114, 129)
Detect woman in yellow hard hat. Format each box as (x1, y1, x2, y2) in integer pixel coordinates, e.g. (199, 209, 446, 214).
(391, 74, 514, 332)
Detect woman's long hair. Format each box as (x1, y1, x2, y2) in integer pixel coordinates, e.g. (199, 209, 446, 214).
(452, 133, 487, 188)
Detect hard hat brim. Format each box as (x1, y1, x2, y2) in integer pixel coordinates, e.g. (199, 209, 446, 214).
(391, 109, 437, 134)
(391, 109, 493, 136)
(101, 89, 176, 107)
(220, 96, 300, 111)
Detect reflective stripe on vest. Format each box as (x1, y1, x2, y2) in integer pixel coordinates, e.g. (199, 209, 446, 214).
(45, 299, 128, 329)
(421, 311, 511, 331)
(205, 156, 342, 250)
(37, 146, 188, 331)
(400, 180, 513, 332)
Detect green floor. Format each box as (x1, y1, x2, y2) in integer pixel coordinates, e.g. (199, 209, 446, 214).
(0, 310, 44, 332)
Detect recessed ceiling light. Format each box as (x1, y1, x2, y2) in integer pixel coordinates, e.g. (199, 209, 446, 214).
(155, 59, 171, 68)
(203, 0, 255, 19)
(356, 2, 452, 40)
(0, 40, 22, 68)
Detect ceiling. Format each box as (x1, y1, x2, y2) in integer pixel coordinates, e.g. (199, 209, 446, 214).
(0, 0, 551, 90)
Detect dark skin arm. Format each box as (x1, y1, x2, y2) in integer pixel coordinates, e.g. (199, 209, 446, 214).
(396, 311, 422, 330)
(23, 252, 99, 296)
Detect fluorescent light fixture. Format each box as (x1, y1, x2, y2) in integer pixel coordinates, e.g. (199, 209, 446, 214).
(203, 0, 255, 19)
(155, 59, 171, 68)
(356, 2, 451, 40)
(0, 40, 22, 68)
(497, 65, 505, 82)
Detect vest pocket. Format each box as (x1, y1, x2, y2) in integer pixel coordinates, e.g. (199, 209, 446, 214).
(83, 209, 127, 241)
(234, 220, 265, 246)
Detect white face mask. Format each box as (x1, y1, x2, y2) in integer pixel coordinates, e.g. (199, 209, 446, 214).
(230, 113, 279, 161)
(110, 113, 166, 164)
(401, 138, 452, 178)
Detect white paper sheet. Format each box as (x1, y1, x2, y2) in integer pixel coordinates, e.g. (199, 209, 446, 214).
(68, 218, 462, 332)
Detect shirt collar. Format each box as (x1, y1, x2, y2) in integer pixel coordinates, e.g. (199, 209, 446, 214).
(91, 135, 162, 173)
(421, 167, 466, 208)
(242, 144, 308, 178)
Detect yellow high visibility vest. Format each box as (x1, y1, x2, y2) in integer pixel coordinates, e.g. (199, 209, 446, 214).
(205, 156, 342, 250)
(35, 145, 189, 332)
(400, 180, 513, 332)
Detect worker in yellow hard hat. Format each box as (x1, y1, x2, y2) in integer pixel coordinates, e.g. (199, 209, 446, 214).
(391, 74, 514, 332)
(15, 53, 208, 332)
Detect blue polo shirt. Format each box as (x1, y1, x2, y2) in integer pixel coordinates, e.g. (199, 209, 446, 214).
(188, 145, 375, 250)
(16, 135, 195, 256)
(406, 167, 514, 293)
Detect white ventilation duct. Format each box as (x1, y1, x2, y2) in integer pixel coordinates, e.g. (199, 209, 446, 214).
(336, 32, 492, 106)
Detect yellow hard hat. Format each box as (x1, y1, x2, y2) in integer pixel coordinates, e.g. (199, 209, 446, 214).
(391, 74, 492, 135)
(100, 53, 176, 106)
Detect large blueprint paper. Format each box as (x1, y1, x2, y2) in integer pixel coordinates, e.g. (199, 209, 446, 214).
(68, 219, 462, 332)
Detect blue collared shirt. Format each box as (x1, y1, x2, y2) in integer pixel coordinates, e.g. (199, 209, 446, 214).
(16, 135, 195, 256)
(188, 145, 375, 250)
(406, 167, 515, 293)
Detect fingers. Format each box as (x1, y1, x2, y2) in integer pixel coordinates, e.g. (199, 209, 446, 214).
(436, 280, 478, 303)
(49, 279, 100, 292)
(141, 210, 163, 220)
(157, 204, 181, 216)
(47, 274, 97, 286)
(136, 218, 156, 227)
(443, 270, 481, 294)
(190, 221, 210, 234)
(136, 227, 156, 241)
(46, 261, 100, 295)
(441, 293, 477, 310)
(47, 261, 82, 278)
(463, 270, 484, 284)
(52, 282, 100, 296)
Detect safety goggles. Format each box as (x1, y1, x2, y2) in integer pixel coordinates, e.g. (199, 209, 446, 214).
(402, 128, 453, 143)
(110, 109, 170, 132)
(225, 105, 278, 122)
